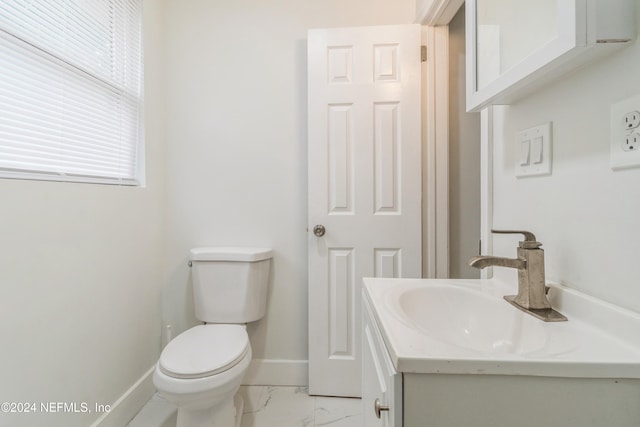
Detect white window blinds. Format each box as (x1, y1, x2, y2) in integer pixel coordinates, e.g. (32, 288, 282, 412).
(0, 0, 143, 185)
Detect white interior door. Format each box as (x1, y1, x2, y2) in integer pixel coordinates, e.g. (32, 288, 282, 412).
(308, 24, 422, 397)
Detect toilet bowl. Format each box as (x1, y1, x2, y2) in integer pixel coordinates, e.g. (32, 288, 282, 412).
(153, 325, 251, 427)
(153, 247, 272, 427)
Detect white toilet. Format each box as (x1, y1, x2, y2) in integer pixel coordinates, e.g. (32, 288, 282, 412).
(153, 247, 272, 427)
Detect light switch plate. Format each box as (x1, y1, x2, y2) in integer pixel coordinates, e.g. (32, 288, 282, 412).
(515, 122, 552, 177)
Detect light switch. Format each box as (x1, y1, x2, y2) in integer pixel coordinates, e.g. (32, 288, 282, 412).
(520, 140, 531, 166)
(531, 136, 543, 164)
(515, 122, 552, 177)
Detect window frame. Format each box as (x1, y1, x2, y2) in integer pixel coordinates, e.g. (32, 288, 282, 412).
(0, 0, 145, 186)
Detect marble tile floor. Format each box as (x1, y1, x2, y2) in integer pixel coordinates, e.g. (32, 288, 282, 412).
(128, 386, 363, 427)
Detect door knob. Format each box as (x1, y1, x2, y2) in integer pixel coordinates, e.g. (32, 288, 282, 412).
(374, 398, 389, 419)
(313, 224, 326, 237)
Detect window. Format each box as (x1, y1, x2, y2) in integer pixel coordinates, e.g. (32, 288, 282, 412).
(0, 0, 143, 185)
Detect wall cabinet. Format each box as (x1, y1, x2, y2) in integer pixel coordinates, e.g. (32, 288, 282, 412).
(466, 0, 636, 111)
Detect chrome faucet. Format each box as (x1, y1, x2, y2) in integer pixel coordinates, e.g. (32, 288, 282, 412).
(469, 230, 567, 322)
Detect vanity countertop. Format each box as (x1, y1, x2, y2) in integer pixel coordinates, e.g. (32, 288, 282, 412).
(363, 277, 640, 378)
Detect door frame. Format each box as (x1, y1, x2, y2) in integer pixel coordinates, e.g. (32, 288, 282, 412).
(420, 0, 494, 278)
(417, 0, 465, 26)
(422, 25, 450, 279)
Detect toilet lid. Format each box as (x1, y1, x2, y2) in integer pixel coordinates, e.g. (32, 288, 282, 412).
(159, 325, 249, 379)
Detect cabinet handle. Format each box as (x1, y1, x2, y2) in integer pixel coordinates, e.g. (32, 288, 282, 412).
(374, 398, 389, 419)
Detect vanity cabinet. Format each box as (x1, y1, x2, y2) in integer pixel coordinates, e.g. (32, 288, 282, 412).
(466, 0, 636, 111)
(362, 293, 401, 427)
(362, 284, 640, 427)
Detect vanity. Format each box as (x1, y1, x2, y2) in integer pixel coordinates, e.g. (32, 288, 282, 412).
(362, 278, 640, 427)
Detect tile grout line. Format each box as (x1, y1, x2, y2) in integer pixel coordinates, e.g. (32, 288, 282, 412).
(313, 394, 319, 427)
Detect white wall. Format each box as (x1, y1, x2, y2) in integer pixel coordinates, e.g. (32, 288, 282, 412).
(0, 2, 165, 426)
(491, 7, 640, 314)
(162, 0, 416, 381)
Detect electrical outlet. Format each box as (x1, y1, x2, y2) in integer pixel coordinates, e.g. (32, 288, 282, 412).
(624, 111, 640, 130)
(624, 133, 640, 151)
(611, 94, 640, 169)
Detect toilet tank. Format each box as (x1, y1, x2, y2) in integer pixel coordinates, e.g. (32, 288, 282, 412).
(189, 247, 272, 323)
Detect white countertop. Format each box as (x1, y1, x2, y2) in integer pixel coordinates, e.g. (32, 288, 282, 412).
(363, 277, 640, 378)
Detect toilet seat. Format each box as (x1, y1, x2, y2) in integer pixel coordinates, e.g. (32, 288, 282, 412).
(159, 324, 249, 379)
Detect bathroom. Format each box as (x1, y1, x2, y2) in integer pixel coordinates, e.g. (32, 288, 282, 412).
(0, 0, 638, 426)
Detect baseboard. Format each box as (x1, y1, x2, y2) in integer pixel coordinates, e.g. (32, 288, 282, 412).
(90, 358, 307, 426)
(242, 359, 308, 386)
(90, 365, 156, 427)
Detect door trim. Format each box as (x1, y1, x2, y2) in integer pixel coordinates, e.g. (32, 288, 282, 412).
(417, 0, 465, 26)
(422, 25, 450, 278)
(480, 106, 494, 278)
(422, 1, 494, 277)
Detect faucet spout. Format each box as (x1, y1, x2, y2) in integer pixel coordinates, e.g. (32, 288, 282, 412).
(468, 255, 526, 270)
(467, 229, 567, 322)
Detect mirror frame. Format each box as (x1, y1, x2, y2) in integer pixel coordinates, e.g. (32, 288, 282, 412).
(465, 0, 635, 112)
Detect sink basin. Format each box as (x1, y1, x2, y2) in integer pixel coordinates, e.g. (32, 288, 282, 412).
(397, 285, 546, 354)
(364, 278, 640, 427)
(364, 277, 640, 378)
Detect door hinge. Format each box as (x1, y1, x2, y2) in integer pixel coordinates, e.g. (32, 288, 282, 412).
(421, 45, 427, 62)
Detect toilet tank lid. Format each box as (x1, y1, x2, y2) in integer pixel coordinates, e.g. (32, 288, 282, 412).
(190, 247, 273, 262)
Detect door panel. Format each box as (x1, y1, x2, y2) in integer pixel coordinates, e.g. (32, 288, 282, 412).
(308, 24, 422, 397)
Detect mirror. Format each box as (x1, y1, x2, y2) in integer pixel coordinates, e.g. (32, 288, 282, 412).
(475, 0, 558, 90)
(466, 0, 635, 112)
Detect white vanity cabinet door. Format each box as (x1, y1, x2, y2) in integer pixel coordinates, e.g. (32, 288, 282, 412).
(362, 292, 402, 427)
(362, 325, 387, 427)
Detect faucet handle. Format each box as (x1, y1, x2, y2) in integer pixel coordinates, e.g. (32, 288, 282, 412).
(491, 229, 542, 249)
